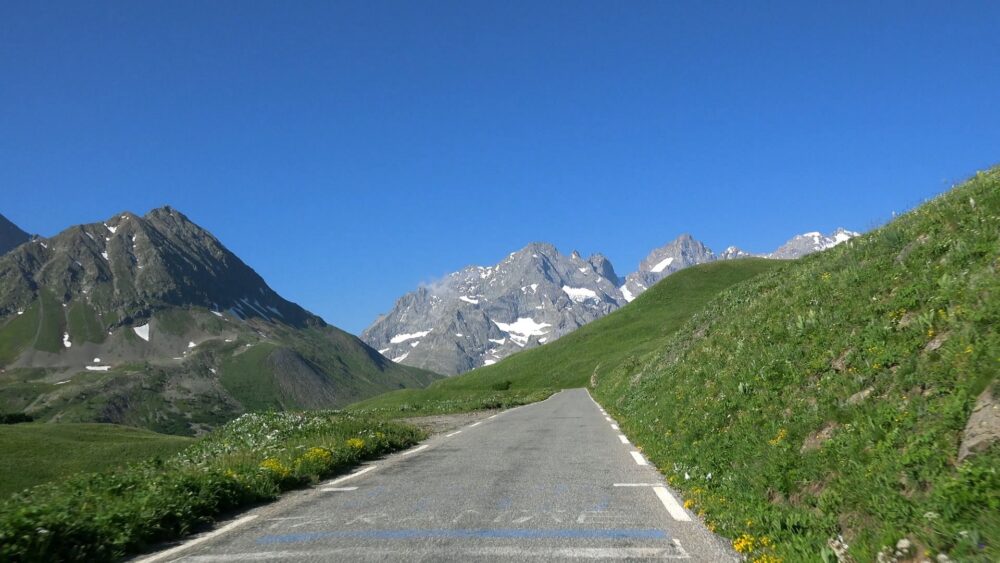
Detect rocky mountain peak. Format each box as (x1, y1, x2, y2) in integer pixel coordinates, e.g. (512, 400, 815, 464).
(0, 213, 31, 255)
(362, 242, 626, 375)
(0, 208, 318, 328)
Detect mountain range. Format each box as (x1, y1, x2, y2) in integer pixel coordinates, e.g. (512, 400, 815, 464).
(0, 208, 437, 435)
(363, 228, 859, 374)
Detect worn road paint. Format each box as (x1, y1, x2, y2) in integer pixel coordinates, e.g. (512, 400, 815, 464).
(613, 483, 661, 487)
(630, 451, 648, 466)
(654, 487, 692, 522)
(445, 431, 461, 438)
(323, 465, 377, 487)
(320, 486, 358, 492)
(182, 545, 691, 561)
(618, 435, 630, 444)
(401, 444, 429, 456)
(257, 528, 671, 544)
(611, 424, 619, 430)
(134, 515, 258, 563)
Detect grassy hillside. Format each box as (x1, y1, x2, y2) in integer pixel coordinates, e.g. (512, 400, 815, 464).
(0, 306, 439, 436)
(0, 412, 424, 561)
(0, 422, 192, 497)
(594, 169, 1000, 561)
(350, 258, 782, 415)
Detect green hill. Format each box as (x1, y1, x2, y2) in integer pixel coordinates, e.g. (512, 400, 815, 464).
(352, 169, 999, 560)
(594, 170, 999, 561)
(350, 257, 783, 414)
(0, 422, 192, 497)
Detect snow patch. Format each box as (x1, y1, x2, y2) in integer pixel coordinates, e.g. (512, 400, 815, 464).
(621, 285, 635, 303)
(562, 286, 598, 302)
(459, 296, 479, 305)
(483, 359, 497, 366)
(539, 337, 548, 343)
(211, 311, 224, 318)
(578, 267, 589, 273)
(378, 348, 390, 355)
(105, 223, 117, 234)
(133, 323, 150, 341)
(86, 366, 111, 371)
(93, 357, 101, 362)
(16, 310, 23, 316)
(101, 251, 109, 261)
(210, 368, 217, 374)
(493, 317, 550, 347)
(410, 341, 420, 348)
(188, 341, 197, 348)
(391, 352, 410, 363)
(390, 330, 432, 344)
(63, 333, 72, 348)
(488, 338, 506, 345)
(650, 256, 674, 273)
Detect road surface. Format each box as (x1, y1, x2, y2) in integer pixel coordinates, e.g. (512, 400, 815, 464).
(140, 389, 736, 562)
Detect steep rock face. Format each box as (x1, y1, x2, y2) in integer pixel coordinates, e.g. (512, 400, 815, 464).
(0, 214, 30, 256)
(620, 234, 716, 303)
(362, 242, 626, 375)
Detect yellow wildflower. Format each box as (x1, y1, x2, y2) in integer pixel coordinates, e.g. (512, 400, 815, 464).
(346, 437, 366, 450)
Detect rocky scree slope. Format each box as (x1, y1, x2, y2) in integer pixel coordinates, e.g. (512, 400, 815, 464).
(0, 207, 437, 435)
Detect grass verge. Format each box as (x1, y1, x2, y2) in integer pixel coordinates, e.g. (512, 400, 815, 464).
(593, 169, 1000, 561)
(0, 411, 424, 561)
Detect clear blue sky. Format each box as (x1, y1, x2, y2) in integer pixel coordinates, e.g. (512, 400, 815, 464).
(2, 2, 999, 333)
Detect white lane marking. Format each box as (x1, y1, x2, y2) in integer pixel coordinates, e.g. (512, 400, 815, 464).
(181, 546, 691, 561)
(320, 486, 358, 492)
(445, 431, 462, 437)
(470, 421, 482, 427)
(323, 465, 377, 486)
(489, 414, 498, 419)
(654, 486, 692, 521)
(605, 417, 612, 422)
(613, 483, 662, 487)
(630, 451, 648, 466)
(611, 424, 619, 430)
(401, 444, 429, 456)
(134, 515, 258, 563)
(617, 434, 630, 444)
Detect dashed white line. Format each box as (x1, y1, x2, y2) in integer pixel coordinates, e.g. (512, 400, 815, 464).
(320, 486, 358, 492)
(470, 421, 482, 427)
(611, 424, 619, 430)
(488, 414, 498, 419)
(617, 435, 630, 444)
(630, 451, 648, 466)
(445, 431, 462, 438)
(323, 465, 377, 486)
(401, 444, 429, 456)
(613, 483, 661, 487)
(134, 515, 258, 563)
(654, 486, 692, 521)
(605, 417, 613, 422)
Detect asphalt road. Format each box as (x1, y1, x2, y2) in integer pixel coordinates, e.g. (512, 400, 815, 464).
(141, 389, 737, 562)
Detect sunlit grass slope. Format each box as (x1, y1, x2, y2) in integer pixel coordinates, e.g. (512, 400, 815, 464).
(349, 258, 783, 415)
(595, 169, 1000, 561)
(0, 423, 192, 497)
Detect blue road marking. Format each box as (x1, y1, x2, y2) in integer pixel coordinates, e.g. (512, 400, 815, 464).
(257, 528, 669, 544)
